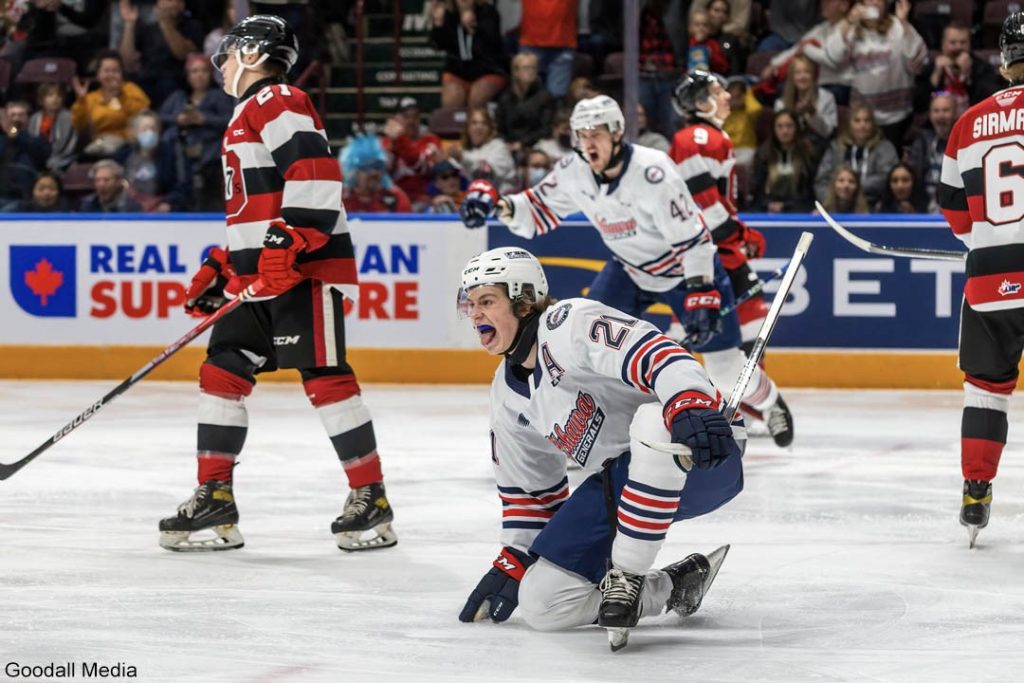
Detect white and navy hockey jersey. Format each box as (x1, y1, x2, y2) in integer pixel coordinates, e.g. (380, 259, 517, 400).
(501, 144, 716, 292)
(490, 298, 723, 552)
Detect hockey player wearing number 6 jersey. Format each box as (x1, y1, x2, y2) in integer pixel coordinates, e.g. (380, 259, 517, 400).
(157, 15, 396, 553)
(459, 95, 793, 447)
(456, 247, 739, 650)
(938, 11, 1024, 548)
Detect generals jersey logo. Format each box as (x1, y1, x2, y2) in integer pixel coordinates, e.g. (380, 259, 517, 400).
(546, 391, 606, 466)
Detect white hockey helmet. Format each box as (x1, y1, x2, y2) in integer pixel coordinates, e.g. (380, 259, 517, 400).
(458, 247, 549, 316)
(569, 95, 625, 137)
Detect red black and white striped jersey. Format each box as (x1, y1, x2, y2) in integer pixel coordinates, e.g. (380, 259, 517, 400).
(939, 84, 1024, 312)
(501, 144, 715, 292)
(222, 78, 357, 298)
(488, 298, 724, 552)
(668, 122, 746, 245)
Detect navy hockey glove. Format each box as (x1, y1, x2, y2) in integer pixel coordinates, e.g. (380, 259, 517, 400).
(459, 546, 535, 623)
(664, 392, 737, 470)
(460, 179, 499, 229)
(682, 282, 722, 347)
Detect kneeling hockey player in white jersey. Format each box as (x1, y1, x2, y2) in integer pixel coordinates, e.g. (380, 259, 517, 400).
(457, 247, 741, 650)
(460, 95, 793, 447)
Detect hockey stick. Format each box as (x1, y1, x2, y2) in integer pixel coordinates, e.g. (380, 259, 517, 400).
(679, 263, 788, 348)
(815, 201, 965, 262)
(0, 289, 259, 481)
(642, 233, 815, 467)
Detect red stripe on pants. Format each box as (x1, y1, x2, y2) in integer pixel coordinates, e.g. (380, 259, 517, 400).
(311, 280, 326, 367)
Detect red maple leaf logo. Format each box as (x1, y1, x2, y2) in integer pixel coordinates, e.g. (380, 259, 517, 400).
(24, 258, 64, 306)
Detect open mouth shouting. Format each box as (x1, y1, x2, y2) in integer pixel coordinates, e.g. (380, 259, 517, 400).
(477, 324, 496, 348)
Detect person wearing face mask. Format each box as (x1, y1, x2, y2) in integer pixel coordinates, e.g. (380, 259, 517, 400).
(534, 108, 574, 162)
(520, 148, 553, 190)
(115, 110, 187, 212)
(449, 107, 516, 193)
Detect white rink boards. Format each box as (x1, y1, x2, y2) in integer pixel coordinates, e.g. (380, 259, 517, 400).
(2, 381, 1024, 682)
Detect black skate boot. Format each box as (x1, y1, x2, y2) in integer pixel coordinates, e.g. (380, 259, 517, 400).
(960, 479, 992, 549)
(331, 481, 397, 551)
(663, 544, 730, 616)
(158, 480, 243, 552)
(764, 394, 794, 447)
(598, 568, 645, 652)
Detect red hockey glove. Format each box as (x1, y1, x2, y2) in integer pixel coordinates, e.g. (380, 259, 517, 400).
(184, 246, 233, 317)
(743, 226, 767, 259)
(257, 222, 308, 296)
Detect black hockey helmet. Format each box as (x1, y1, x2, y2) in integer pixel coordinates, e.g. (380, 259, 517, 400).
(672, 70, 721, 119)
(213, 14, 299, 72)
(1001, 11, 1024, 70)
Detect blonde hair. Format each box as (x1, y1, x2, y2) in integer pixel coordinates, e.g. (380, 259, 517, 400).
(839, 104, 883, 149)
(512, 52, 539, 71)
(823, 165, 869, 213)
(781, 55, 819, 113)
(1001, 62, 1024, 84)
(461, 107, 496, 149)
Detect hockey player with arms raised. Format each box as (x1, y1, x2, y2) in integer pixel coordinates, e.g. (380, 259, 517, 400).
(460, 94, 793, 445)
(669, 71, 790, 438)
(938, 11, 1024, 548)
(457, 247, 739, 650)
(158, 15, 397, 553)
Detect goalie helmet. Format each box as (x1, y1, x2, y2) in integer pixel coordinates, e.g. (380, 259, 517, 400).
(212, 15, 299, 95)
(672, 70, 721, 119)
(570, 95, 626, 137)
(458, 247, 549, 315)
(1001, 11, 1024, 70)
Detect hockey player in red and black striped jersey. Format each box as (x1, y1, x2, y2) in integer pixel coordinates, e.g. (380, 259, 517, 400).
(158, 15, 397, 553)
(937, 11, 1024, 548)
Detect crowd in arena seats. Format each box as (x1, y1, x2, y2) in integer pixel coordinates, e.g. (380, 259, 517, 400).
(0, 0, 1012, 215)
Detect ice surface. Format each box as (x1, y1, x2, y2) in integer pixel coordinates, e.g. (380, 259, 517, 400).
(3, 381, 1024, 682)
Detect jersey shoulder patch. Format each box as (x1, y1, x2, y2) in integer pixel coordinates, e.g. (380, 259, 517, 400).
(545, 301, 573, 329)
(644, 165, 666, 184)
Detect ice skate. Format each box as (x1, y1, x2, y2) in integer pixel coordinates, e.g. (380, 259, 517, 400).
(332, 482, 397, 551)
(960, 479, 992, 549)
(663, 544, 730, 616)
(763, 394, 794, 447)
(158, 481, 244, 552)
(598, 567, 645, 652)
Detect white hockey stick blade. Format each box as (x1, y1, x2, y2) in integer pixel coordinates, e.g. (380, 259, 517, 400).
(723, 231, 814, 422)
(816, 201, 965, 262)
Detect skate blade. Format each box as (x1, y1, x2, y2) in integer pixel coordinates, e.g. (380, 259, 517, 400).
(335, 522, 398, 552)
(159, 525, 244, 552)
(703, 544, 730, 591)
(966, 524, 981, 549)
(607, 627, 629, 652)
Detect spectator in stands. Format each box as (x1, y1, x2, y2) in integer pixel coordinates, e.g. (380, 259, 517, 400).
(341, 134, 412, 214)
(566, 77, 600, 107)
(0, 0, 104, 75)
(117, 0, 203, 108)
(757, 0, 818, 52)
(382, 96, 443, 207)
(202, 1, 237, 85)
(638, 0, 680, 139)
(518, 147, 553, 191)
(774, 54, 837, 147)
(636, 103, 670, 153)
(518, 0, 576, 99)
(71, 49, 150, 158)
(1, 171, 72, 212)
(874, 162, 929, 214)
(159, 53, 233, 211)
(27, 83, 77, 172)
(917, 23, 1002, 116)
(533, 107, 572, 161)
(425, 158, 468, 213)
(495, 51, 555, 152)
(448, 106, 517, 193)
(823, 0, 926, 150)
(80, 159, 143, 212)
(907, 92, 955, 214)
(690, 0, 751, 42)
(819, 165, 869, 214)
(814, 103, 898, 207)
(702, 0, 746, 74)
(430, 0, 508, 109)
(749, 109, 818, 213)
(0, 100, 50, 204)
(763, 0, 853, 106)
(722, 75, 760, 169)
(116, 110, 187, 212)
(687, 10, 729, 75)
